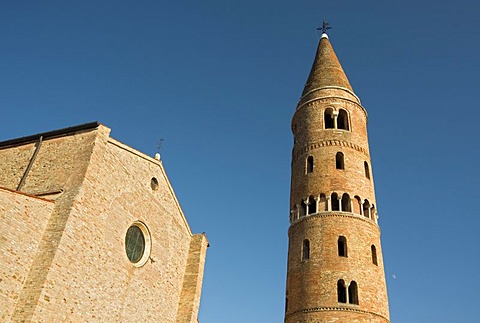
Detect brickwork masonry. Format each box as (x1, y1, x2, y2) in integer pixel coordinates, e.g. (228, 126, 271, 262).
(0, 124, 207, 322)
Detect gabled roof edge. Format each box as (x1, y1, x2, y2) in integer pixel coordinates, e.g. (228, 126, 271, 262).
(0, 121, 102, 149)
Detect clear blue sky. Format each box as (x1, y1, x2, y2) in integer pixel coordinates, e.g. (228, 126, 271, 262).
(2, 1, 480, 322)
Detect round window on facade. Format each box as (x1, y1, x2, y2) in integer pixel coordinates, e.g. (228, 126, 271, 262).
(125, 221, 151, 267)
(151, 177, 159, 190)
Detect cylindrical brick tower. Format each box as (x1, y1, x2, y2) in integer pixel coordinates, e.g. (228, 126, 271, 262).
(284, 32, 390, 322)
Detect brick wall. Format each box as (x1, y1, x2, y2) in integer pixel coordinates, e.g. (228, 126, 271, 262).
(0, 188, 54, 321)
(0, 125, 207, 322)
(286, 87, 389, 322)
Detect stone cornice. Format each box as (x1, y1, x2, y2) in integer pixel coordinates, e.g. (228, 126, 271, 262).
(288, 212, 380, 233)
(293, 139, 370, 161)
(294, 97, 368, 122)
(299, 86, 362, 105)
(285, 306, 389, 322)
(0, 186, 55, 203)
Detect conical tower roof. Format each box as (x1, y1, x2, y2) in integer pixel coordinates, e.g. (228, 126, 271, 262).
(299, 34, 356, 105)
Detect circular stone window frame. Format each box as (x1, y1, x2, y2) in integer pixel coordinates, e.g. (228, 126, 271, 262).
(125, 221, 152, 268)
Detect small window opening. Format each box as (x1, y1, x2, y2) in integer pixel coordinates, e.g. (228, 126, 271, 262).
(151, 177, 159, 190)
(336, 152, 345, 170)
(325, 108, 334, 129)
(285, 297, 288, 313)
(338, 236, 347, 257)
(331, 192, 340, 211)
(353, 196, 362, 214)
(341, 193, 351, 212)
(337, 279, 347, 303)
(302, 239, 310, 261)
(364, 161, 370, 179)
(338, 109, 349, 130)
(363, 200, 371, 219)
(348, 281, 359, 305)
(308, 195, 316, 214)
(307, 156, 314, 173)
(301, 201, 307, 217)
(371, 245, 378, 266)
(319, 193, 327, 212)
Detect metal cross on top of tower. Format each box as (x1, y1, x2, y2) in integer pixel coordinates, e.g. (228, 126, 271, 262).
(316, 19, 332, 34)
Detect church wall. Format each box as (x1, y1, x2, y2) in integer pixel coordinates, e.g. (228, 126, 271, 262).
(32, 128, 196, 322)
(0, 188, 54, 321)
(0, 129, 100, 195)
(1, 128, 102, 322)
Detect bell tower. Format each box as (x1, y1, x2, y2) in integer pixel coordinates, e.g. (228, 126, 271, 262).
(284, 30, 390, 322)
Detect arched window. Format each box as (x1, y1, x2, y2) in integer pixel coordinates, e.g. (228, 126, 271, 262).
(337, 279, 347, 303)
(307, 156, 314, 173)
(308, 195, 316, 214)
(338, 109, 349, 130)
(348, 281, 359, 305)
(371, 245, 378, 265)
(363, 200, 371, 219)
(341, 193, 351, 212)
(325, 108, 335, 129)
(353, 196, 362, 214)
(302, 239, 310, 261)
(364, 161, 370, 179)
(338, 236, 347, 257)
(319, 193, 328, 212)
(331, 192, 340, 211)
(301, 200, 307, 217)
(336, 152, 345, 170)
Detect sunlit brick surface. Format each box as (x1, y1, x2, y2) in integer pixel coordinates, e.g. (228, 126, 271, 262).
(0, 124, 207, 322)
(285, 35, 389, 322)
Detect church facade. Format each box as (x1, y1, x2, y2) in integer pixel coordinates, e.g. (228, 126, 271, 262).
(284, 31, 390, 322)
(0, 122, 208, 322)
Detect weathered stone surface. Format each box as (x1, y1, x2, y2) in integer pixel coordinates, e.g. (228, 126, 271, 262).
(0, 124, 207, 322)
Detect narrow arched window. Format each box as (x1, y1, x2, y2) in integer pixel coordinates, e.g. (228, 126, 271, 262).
(324, 108, 334, 129)
(337, 279, 347, 303)
(336, 152, 344, 170)
(285, 297, 288, 313)
(338, 236, 347, 257)
(308, 195, 316, 214)
(353, 196, 362, 214)
(301, 200, 307, 217)
(302, 239, 310, 261)
(363, 200, 371, 219)
(364, 161, 370, 179)
(338, 109, 349, 130)
(307, 156, 314, 173)
(348, 281, 359, 305)
(319, 193, 327, 211)
(371, 245, 378, 265)
(331, 192, 340, 211)
(341, 193, 351, 212)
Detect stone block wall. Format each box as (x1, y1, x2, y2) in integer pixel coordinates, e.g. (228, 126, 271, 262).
(0, 124, 207, 322)
(0, 188, 54, 321)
